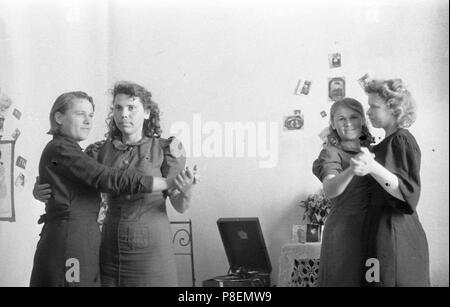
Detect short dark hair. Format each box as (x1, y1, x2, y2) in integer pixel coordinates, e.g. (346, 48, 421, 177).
(48, 91, 94, 135)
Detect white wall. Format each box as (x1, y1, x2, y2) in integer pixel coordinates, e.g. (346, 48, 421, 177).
(0, 0, 448, 286)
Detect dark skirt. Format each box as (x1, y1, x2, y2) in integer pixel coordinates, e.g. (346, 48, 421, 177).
(318, 176, 370, 287)
(30, 216, 101, 287)
(100, 199, 177, 287)
(362, 207, 430, 287)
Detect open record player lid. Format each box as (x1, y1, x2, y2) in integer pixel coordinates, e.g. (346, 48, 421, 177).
(217, 217, 272, 273)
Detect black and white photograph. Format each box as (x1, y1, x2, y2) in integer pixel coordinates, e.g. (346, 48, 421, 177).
(328, 77, 346, 102)
(284, 110, 304, 131)
(329, 52, 342, 68)
(0, 0, 448, 291)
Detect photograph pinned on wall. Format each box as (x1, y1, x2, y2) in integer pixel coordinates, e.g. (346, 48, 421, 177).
(15, 173, 25, 188)
(15, 155, 27, 170)
(320, 110, 327, 118)
(0, 140, 15, 222)
(358, 73, 371, 91)
(328, 77, 345, 102)
(294, 79, 312, 96)
(292, 224, 306, 243)
(11, 128, 21, 141)
(329, 52, 341, 68)
(284, 110, 304, 130)
(12, 108, 22, 120)
(301, 80, 312, 95)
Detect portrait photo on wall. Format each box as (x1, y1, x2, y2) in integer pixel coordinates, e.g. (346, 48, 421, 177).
(284, 110, 304, 130)
(0, 140, 15, 222)
(328, 77, 346, 102)
(329, 52, 342, 68)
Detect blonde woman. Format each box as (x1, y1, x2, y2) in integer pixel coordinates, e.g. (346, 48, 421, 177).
(353, 78, 430, 287)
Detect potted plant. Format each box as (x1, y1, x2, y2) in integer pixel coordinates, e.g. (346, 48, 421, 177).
(299, 191, 331, 242)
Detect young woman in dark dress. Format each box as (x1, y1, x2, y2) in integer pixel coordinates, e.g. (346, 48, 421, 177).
(97, 81, 195, 287)
(30, 91, 177, 287)
(352, 78, 430, 286)
(312, 98, 374, 287)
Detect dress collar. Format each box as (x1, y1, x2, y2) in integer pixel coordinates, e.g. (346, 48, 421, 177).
(111, 136, 151, 151)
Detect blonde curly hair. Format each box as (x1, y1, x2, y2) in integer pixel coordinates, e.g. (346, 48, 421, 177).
(364, 79, 417, 128)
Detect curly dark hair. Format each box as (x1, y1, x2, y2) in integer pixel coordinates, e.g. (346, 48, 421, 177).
(105, 81, 162, 140)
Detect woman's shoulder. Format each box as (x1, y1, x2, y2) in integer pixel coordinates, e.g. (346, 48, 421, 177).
(388, 129, 420, 149)
(376, 129, 421, 158)
(156, 136, 184, 151)
(319, 143, 345, 158)
(45, 135, 81, 152)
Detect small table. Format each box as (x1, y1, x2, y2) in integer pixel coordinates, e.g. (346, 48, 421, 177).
(277, 242, 321, 287)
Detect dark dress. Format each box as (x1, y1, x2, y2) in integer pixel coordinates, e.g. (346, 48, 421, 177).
(97, 136, 186, 287)
(312, 144, 371, 287)
(362, 129, 430, 287)
(30, 134, 155, 287)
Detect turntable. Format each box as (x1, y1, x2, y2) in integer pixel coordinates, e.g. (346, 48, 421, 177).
(202, 217, 272, 287)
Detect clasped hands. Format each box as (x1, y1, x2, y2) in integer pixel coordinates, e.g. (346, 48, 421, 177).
(168, 165, 199, 200)
(33, 165, 200, 203)
(350, 147, 376, 176)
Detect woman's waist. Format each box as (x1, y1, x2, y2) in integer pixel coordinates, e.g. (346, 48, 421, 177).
(105, 192, 163, 204)
(39, 204, 99, 223)
(329, 198, 369, 215)
(105, 198, 167, 219)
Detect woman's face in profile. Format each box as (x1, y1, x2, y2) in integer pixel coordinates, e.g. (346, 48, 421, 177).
(331, 107, 363, 142)
(113, 94, 150, 138)
(367, 93, 396, 129)
(56, 99, 94, 142)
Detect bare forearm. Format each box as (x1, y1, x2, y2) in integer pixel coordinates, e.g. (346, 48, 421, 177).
(370, 162, 405, 201)
(323, 167, 354, 198)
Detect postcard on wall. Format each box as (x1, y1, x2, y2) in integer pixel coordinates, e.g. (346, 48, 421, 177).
(15, 155, 27, 170)
(358, 73, 370, 91)
(328, 77, 345, 102)
(283, 110, 304, 130)
(294, 79, 312, 96)
(0, 141, 15, 222)
(12, 108, 22, 120)
(329, 52, 342, 68)
(15, 173, 25, 188)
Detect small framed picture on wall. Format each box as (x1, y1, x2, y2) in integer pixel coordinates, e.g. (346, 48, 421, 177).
(0, 140, 15, 222)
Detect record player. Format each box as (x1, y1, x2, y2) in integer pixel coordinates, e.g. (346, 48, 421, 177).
(202, 217, 272, 287)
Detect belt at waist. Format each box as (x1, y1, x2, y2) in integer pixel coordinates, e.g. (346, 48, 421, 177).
(106, 192, 164, 204)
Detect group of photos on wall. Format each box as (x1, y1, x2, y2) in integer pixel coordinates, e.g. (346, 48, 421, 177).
(283, 52, 370, 135)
